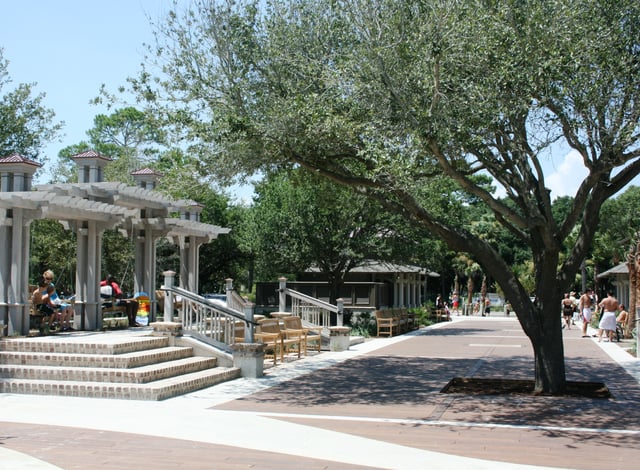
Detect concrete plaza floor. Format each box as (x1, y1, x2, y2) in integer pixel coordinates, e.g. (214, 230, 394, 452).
(0, 316, 639, 469)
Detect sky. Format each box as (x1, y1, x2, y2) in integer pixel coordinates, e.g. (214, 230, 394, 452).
(0, 1, 591, 201)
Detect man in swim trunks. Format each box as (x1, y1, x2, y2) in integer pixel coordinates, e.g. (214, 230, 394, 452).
(578, 288, 594, 337)
(597, 291, 619, 342)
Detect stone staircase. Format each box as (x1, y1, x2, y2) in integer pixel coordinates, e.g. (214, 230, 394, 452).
(0, 332, 241, 400)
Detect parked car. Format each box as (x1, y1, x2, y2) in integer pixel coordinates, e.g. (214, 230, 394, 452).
(472, 293, 505, 307)
(486, 293, 505, 307)
(202, 293, 227, 307)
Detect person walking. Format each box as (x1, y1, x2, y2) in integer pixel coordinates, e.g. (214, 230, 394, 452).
(578, 288, 594, 338)
(597, 291, 619, 342)
(561, 293, 574, 330)
(569, 291, 578, 325)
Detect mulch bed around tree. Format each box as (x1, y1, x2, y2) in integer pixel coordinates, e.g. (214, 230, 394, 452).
(441, 377, 612, 399)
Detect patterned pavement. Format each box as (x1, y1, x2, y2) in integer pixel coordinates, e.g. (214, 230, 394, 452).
(1, 316, 638, 469)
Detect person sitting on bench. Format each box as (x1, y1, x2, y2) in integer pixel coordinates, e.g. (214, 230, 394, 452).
(32, 275, 55, 329)
(100, 275, 139, 327)
(42, 269, 74, 332)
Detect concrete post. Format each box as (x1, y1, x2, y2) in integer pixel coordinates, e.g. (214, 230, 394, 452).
(244, 303, 255, 343)
(278, 277, 287, 312)
(150, 321, 182, 346)
(336, 298, 344, 327)
(163, 270, 176, 321)
(232, 343, 265, 378)
(329, 326, 351, 351)
(225, 278, 233, 300)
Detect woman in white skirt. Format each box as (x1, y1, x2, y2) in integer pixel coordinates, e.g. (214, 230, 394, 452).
(597, 291, 619, 342)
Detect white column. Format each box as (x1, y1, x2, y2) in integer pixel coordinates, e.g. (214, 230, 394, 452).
(75, 226, 88, 329)
(8, 208, 25, 334)
(0, 222, 9, 328)
(179, 236, 188, 290)
(20, 220, 31, 325)
(187, 237, 198, 292)
(135, 229, 145, 293)
(398, 273, 405, 308)
(0, 172, 9, 191)
(83, 221, 100, 330)
(144, 227, 154, 294)
(393, 278, 399, 308)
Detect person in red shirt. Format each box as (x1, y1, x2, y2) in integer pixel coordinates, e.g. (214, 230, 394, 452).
(100, 275, 139, 327)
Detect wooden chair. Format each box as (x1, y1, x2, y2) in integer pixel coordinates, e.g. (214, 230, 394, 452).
(256, 318, 301, 364)
(282, 315, 322, 355)
(435, 308, 449, 322)
(375, 310, 399, 337)
(234, 321, 247, 343)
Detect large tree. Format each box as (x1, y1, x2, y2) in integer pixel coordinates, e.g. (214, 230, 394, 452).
(0, 48, 62, 161)
(251, 169, 412, 303)
(131, 0, 640, 394)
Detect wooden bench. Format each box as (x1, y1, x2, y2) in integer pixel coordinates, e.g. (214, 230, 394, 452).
(435, 308, 449, 322)
(396, 309, 409, 333)
(29, 307, 53, 332)
(375, 310, 400, 337)
(406, 310, 417, 330)
(256, 318, 302, 365)
(101, 296, 129, 328)
(282, 315, 322, 355)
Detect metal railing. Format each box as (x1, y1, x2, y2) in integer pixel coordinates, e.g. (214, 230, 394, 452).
(278, 278, 343, 331)
(160, 286, 256, 353)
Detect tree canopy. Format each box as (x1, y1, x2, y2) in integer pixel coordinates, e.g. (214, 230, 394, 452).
(250, 169, 429, 302)
(130, 0, 640, 394)
(0, 48, 62, 162)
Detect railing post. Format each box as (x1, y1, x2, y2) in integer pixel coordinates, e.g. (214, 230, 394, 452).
(278, 277, 287, 312)
(163, 270, 176, 322)
(225, 278, 233, 300)
(337, 298, 344, 326)
(244, 302, 255, 343)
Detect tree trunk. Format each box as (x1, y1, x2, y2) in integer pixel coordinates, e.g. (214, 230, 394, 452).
(631, 237, 640, 338)
(327, 270, 345, 307)
(628, 257, 636, 338)
(466, 277, 474, 305)
(532, 328, 567, 394)
(521, 303, 567, 394)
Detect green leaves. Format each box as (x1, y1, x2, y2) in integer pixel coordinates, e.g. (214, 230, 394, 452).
(129, 0, 640, 360)
(0, 48, 63, 161)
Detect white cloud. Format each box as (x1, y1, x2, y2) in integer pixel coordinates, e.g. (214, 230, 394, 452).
(545, 149, 588, 199)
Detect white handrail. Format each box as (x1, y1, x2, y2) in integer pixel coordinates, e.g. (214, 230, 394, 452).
(161, 286, 254, 352)
(282, 286, 341, 330)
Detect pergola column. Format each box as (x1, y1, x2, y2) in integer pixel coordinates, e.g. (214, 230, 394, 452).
(74, 221, 105, 330)
(0, 213, 33, 336)
(133, 226, 158, 321)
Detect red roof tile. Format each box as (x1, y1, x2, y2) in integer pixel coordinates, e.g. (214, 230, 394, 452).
(0, 153, 42, 167)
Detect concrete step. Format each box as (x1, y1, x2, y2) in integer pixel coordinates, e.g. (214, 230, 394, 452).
(0, 335, 170, 355)
(0, 356, 218, 383)
(0, 346, 195, 368)
(0, 332, 241, 400)
(0, 366, 241, 400)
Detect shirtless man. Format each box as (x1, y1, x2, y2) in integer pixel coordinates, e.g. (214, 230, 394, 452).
(579, 288, 594, 338)
(597, 291, 619, 342)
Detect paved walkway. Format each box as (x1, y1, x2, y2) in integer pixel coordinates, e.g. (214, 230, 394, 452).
(1, 317, 639, 469)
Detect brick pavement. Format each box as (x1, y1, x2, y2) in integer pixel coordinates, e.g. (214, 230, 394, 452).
(1, 317, 638, 469)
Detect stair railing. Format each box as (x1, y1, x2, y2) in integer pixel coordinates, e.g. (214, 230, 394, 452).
(278, 277, 343, 331)
(160, 285, 256, 353)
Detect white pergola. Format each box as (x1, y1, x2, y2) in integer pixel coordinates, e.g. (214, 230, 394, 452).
(0, 151, 230, 335)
